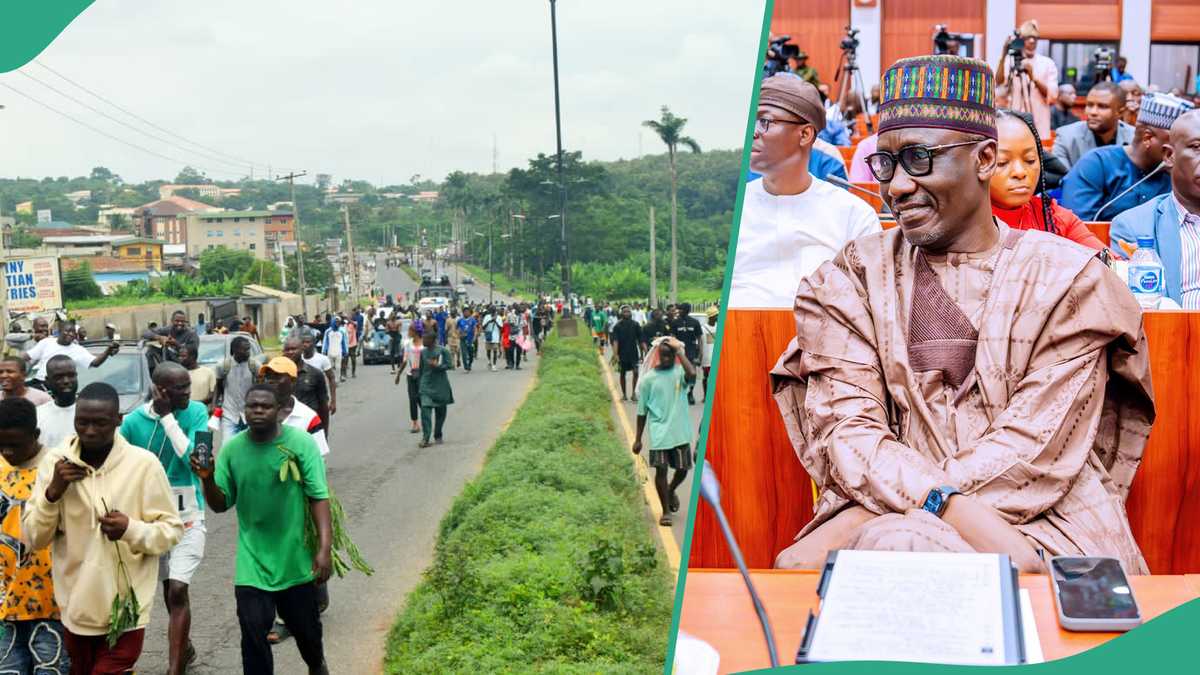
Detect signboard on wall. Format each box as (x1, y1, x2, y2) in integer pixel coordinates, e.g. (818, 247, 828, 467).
(36, 209, 52, 224)
(4, 257, 64, 313)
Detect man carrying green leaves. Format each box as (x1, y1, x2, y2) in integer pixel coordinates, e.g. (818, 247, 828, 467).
(193, 384, 332, 675)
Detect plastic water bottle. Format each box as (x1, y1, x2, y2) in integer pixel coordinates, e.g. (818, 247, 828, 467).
(1128, 236, 1164, 309)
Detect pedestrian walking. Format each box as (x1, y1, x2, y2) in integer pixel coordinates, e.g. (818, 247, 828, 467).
(481, 308, 502, 372)
(393, 324, 424, 434)
(342, 316, 359, 381)
(191, 385, 332, 675)
(0, 397, 70, 674)
(23, 383, 184, 673)
(321, 319, 348, 385)
(668, 303, 703, 405)
(447, 311, 462, 368)
(215, 336, 256, 446)
(118, 362, 209, 675)
(386, 313, 403, 373)
(631, 337, 696, 526)
(611, 307, 643, 401)
(417, 331, 453, 448)
(456, 308, 478, 373)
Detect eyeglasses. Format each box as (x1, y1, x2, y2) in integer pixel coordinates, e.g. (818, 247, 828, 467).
(865, 139, 984, 182)
(755, 117, 809, 134)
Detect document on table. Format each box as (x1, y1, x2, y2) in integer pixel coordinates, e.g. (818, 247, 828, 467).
(802, 550, 1019, 665)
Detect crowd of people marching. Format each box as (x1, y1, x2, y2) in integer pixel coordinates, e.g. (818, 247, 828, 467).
(0, 309, 344, 674)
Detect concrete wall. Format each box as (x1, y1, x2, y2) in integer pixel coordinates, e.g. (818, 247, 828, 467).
(70, 293, 330, 343)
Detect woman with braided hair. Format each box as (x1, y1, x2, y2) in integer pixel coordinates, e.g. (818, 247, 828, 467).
(990, 109, 1106, 250)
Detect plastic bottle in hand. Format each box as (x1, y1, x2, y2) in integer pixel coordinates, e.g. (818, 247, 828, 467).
(1127, 236, 1164, 309)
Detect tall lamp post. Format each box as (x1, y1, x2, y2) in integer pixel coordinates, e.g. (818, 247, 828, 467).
(548, 0, 569, 311)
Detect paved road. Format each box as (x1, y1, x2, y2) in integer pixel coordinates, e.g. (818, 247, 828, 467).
(138, 258, 537, 674)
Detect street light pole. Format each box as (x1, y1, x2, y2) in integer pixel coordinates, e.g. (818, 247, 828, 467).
(277, 171, 308, 315)
(548, 0, 569, 305)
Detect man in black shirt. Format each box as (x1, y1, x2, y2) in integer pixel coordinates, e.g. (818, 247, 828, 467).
(669, 303, 703, 405)
(145, 310, 200, 363)
(610, 306, 643, 401)
(641, 309, 670, 354)
(283, 335, 330, 432)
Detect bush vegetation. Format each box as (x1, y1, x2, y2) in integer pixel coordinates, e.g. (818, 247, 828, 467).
(384, 333, 672, 674)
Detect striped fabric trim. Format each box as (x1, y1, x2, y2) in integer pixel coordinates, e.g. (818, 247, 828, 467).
(878, 101, 997, 138)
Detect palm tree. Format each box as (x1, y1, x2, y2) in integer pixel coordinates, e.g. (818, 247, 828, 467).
(643, 106, 701, 304)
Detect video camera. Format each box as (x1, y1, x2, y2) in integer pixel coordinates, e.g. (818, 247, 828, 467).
(1092, 46, 1115, 78)
(1007, 31, 1027, 71)
(932, 24, 972, 55)
(764, 34, 801, 77)
(840, 26, 860, 54)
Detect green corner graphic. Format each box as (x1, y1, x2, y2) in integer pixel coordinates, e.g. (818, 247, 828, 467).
(0, 1, 94, 73)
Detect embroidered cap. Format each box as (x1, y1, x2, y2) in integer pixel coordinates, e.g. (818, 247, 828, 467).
(878, 55, 997, 139)
(1136, 92, 1195, 130)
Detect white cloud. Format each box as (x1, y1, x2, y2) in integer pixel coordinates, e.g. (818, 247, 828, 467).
(0, 0, 764, 185)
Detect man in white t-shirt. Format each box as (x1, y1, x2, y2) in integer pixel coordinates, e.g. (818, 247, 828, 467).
(321, 317, 348, 384)
(730, 75, 881, 309)
(23, 321, 118, 381)
(301, 329, 337, 417)
(35, 355, 79, 451)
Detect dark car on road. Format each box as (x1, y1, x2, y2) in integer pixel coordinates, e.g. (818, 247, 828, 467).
(361, 317, 409, 365)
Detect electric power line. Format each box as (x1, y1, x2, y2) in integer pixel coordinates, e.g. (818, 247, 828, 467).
(15, 69, 258, 175)
(32, 59, 290, 175)
(0, 82, 250, 178)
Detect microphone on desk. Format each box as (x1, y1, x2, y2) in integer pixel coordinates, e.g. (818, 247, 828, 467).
(699, 460, 780, 668)
(1093, 162, 1165, 221)
(825, 176, 893, 215)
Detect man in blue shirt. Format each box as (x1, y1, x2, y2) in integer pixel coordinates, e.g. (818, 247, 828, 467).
(433, 308, 448, 346)
(455, 308, 478, 372)
(1062, 92, 1193, 220)
(1111, 109, 1200, 308)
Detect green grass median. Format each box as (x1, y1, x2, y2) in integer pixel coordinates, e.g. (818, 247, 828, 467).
(383, 333, 672, 674)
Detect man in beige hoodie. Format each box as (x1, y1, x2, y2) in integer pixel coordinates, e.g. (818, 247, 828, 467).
(23, 382, 183, 673)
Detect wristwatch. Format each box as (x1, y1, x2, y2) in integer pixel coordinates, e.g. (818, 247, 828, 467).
(922, 485, 961, 518)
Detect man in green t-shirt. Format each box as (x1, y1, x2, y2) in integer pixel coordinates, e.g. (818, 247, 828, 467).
(192, 384, 332, 675)
(632, 336, 697, 526)
(118, 362, 209, 675)
(591, 305, 608, 351)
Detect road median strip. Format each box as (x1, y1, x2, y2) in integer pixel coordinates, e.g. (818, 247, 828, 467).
(383, 331, 672, 673)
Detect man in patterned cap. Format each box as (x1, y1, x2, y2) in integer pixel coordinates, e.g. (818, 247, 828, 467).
(770, 55, 1154, 575)
(1112, 109, 1200, 308)
(1063, 91, 1193, 220)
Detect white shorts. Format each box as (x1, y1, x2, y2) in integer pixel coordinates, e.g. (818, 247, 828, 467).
(159, 521, 206, 585)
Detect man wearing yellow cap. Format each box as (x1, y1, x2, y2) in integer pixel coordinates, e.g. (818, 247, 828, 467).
(770, 55, 1154, 575)
(260, 357, 331, 457)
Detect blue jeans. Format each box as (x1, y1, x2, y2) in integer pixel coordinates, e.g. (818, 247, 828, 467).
(0, 619, 70, 674)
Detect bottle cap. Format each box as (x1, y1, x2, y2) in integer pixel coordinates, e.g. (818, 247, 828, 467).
(1136, 236, 1156, 248)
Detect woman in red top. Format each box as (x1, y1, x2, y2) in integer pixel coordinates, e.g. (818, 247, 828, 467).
(990, 109, 1106, 250)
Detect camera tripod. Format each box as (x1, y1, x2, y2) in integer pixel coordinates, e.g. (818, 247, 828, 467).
(835, 46, 874, 132)
(1007, 55, 1035, 116)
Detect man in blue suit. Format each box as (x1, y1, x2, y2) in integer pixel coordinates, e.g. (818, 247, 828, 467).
(1111, 109, 1200, 308)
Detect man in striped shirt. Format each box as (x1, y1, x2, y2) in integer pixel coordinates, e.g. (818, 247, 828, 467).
(1112, 109, 1200, 308)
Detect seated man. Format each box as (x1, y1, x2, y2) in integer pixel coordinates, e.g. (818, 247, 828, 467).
(1111, 109, 1200, 308)
(1062, 92, 1193, 220)
(1045, 82, 1133, 188)
(770, 55, 1155, 575)
(730, 75, 880, 309)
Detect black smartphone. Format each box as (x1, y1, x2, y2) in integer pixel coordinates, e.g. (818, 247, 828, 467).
(194, 431, 214, 470)
(1049, 556, 1142, 631)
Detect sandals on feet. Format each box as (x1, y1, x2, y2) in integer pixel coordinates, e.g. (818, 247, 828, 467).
(659, 514, 673, 526)
(267, 621, 292, 644)
(669, 492, 680, 513)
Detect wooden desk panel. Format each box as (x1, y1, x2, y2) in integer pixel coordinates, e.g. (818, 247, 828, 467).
(678, 569, 1199, 674)
(692, 310, 1200, 574)
(1126, 311, 1200, 573)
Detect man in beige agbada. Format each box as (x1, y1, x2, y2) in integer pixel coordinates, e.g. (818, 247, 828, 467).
(770, 55, 1154, 574)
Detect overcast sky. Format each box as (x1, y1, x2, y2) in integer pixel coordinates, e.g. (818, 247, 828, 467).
(0, 0, 764, 186)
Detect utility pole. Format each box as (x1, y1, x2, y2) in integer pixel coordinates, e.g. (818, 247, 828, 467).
(488, 216, 495, 306)
(342, 206, 359, 302)
(649, 205, 657, 308)
(277, 171, 308, 315)
(548, 0, 570, 308)
(278, 242, 287, 289)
